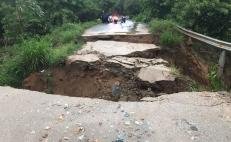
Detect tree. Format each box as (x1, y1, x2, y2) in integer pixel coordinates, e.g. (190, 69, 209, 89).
(0, 0, 45, 42)
(172, 0, 231, 41)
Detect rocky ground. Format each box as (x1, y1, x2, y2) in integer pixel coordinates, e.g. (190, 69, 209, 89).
(0, 87, 231, 142)
(23, 40, 189, 101)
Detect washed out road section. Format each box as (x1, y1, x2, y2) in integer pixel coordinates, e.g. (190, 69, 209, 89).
(0, 87, 230, 142)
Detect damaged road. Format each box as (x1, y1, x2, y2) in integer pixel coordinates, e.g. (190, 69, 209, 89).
(0, 87, 231, 142)
(23, 41, 189, 101)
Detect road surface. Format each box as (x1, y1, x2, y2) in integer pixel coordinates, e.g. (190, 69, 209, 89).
(0, 87, 231, 142)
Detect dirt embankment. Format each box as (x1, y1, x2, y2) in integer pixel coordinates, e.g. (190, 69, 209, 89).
(23, 41, 192, 101)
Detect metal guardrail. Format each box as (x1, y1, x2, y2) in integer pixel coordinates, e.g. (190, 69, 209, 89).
(176, 26, 231, 52)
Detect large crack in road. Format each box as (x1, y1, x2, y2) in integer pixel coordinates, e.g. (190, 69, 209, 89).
(23, 41, 189, 101)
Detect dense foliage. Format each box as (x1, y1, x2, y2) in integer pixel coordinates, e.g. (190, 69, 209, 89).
(0, 0, 142, 44)
(139, 0, 231, 42)
(0, 22, 95, 86)
(0, 0, 230, 87)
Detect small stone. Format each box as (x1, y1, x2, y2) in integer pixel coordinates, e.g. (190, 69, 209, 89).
(99, 122, 103, 126)
(124, 112, 130, 117)
(78, 135, 85, 140)
(64, 137, 70, 140)
(125, 121, 131, 125)
(64, 104, 69, 109)
(117, 104, 121, 109)
(135, 121, 143, 125)
(30, 130, 35, 134)
(114, 139, 124, 142)
(191, 136, 199, 140)
(76, 122, 82, 126)
(73, 127, 85, 134)
(42, 133, 48, 138)
(190, 126, 198, 131)
(59, 114, 65, 121)
(44, 126, 51, 130)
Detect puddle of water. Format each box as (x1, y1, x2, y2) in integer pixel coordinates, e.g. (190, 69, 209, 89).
(85, 20, 136, 35)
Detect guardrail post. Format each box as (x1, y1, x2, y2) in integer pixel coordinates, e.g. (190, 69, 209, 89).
(217, 50, 226, 78)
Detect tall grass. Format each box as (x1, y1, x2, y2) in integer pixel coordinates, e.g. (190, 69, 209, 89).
(0, 21, 96, 87)
(149, 19, 183, 46)
(160, 31, 183, 46)
(208, 65, 225, 91)
(149, 19, 176, 34)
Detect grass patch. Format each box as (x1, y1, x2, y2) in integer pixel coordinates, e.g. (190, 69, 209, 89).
(0, 21, 96, 87)
(149, 19, 184, 47)
(208, 65, 225, 91)
(160, 31, 183, 46)
(170, 65, 181, 77)
(149, 19, 176, 34)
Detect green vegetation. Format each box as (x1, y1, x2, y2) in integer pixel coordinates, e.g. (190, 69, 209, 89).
(149, 20, 175, 34)
(149, 20, 183, 46)
(0, 0, 230, 90)
(160, 31, 183, 46)
(0, 22, 95, 86)
(208, 65, 225, 91)
(137, 0, 231, 42)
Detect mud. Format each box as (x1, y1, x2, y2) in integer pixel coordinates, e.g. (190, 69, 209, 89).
(23, 41, 190, 101)
(23, 63, 189, 101)
(23, 38, 211, 101)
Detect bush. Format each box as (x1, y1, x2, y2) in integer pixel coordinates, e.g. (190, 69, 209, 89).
(0, 38, 51, 86)
(49, 23, 85, 46)
(50, 42, 81, 65)
(208, 65, 225, 91)
(133, 14, 149, 23)
(0, 21, 97, 86)
(149, 19, 176, 34)
(160, 31, 183, 46)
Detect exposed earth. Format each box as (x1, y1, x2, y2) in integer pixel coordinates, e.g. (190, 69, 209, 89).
(23, 40, 190, 101)
(1, 22, 231, 142)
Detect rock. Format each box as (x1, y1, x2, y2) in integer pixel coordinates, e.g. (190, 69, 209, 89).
(58, 114, 65, 121)
(64, 104, 69, 109)
(78, 135, 85, 140)
(73, 127, 85, 134)
(125, 121, 131, 126)
(135, 121, 143, 126)
(44, 126, 51, 130)
(108, 56, 167, 69)
(112, 81, 122, 98)
(42, 133, 48, 138)
(30, 130, 35, 134)
(124, 112, 130, 117)
(114, 140, 124, 142)
(138, 65, 175, 83)
(64, 137, 70, 140)
(67, 54, 100, 64)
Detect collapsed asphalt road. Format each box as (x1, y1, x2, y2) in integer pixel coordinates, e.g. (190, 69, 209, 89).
(0, 87, 231, 142)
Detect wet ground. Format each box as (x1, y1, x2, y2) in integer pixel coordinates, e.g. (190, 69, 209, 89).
(0, 87, 231, 142)
(83, 20, 149, 36)
(23, 41, 189, 101)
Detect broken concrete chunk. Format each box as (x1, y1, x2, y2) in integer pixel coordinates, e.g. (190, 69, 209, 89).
(67, 54, 100, 64)
(138, 65, 175, 83)
(78, 41, 160, 57)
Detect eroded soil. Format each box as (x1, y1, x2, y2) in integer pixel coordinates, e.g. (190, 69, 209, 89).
(22, 40, 208, 101)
